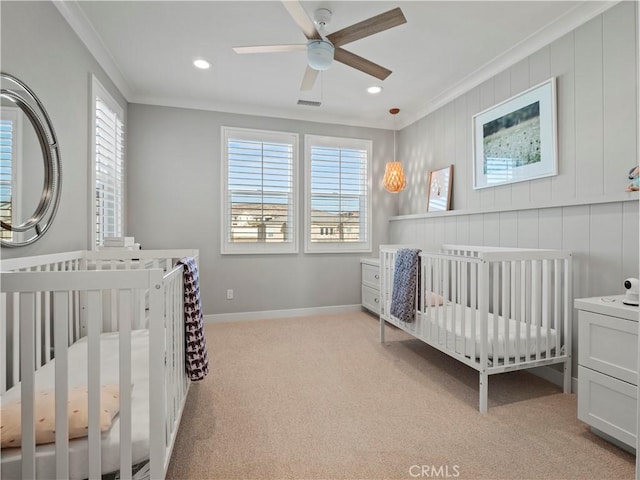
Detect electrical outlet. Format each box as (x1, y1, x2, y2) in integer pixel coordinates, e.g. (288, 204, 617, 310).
(226, 289, 233, 300)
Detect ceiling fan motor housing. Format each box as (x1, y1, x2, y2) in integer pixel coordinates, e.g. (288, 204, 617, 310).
(307, 40, 334, 71)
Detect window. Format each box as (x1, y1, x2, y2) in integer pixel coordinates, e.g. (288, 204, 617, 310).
(0, 108, 20, 242)
(221, 127, 297, 254)
(305, 135, 372, 253)
(91, 76, 125, 247)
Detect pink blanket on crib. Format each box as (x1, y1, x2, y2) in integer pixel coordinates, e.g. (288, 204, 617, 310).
(177, 257, 209, 381)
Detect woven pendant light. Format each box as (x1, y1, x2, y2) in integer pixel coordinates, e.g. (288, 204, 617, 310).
(383, 108, 406, 193)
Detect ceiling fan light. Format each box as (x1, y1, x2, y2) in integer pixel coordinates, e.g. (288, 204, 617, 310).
(307, 40, 334, 71)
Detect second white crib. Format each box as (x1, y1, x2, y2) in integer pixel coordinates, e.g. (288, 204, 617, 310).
(380, 244, 572, 413)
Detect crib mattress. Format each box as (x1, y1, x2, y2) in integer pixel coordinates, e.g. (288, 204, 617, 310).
(405, 304, 558, 360)
(1, 330, 150, 480)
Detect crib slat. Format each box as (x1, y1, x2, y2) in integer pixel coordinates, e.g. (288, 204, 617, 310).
(492, 262, 499, 363)
(524, 261, 531, 359)
(554, 259, 561, 355)
(20, 292, 36, 479)
(435, 257, 442, 345)
(34, 267, 42, 368)
(478, 261, 490, 414)
(12, 292, 19, 385)
(563, 257, 572, 393)
(514, 261, 522, 364)
(87, 290, 102, 479)
(533, 260, 541, 361)
(44, 265, 52, 362)
(452, 259, 459, 354)
(470, 262, 477, 360)
(502, 261, 510, 365)
(444, 257, 450, 349)
(1, 292, 6, 393)
(54, 291, 70, 479)
(543, 259, 551, 359)
(461, 260, 467, 357)
(119, 289, 133, 480)
(422, 256, 428, 340)
(149, 270, 166, 480)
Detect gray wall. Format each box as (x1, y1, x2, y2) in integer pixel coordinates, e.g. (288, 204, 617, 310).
(127, 104, 397, 316)
(389, 1, 639, 377)
(0, 1, 127, 258)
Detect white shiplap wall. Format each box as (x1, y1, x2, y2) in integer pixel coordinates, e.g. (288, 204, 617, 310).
(389, 1, 639, 380)
(398, 2, 637, 214)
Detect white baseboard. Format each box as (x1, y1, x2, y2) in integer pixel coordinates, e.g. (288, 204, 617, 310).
(205, 304, 363, 324)
(528, 365, 578, 394)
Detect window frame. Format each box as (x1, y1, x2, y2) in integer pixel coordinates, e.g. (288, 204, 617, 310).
(304, 134, 372, 254)
(89, 75, 125, 249)
(221, 126, 299, 255)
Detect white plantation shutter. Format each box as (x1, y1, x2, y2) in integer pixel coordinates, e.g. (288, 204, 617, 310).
(305, 135, 371, 253)
(92, 77, 124, 247)
(221, 127, 297, 254)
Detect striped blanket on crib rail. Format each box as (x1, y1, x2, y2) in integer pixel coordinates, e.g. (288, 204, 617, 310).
(390, 248, 421, 323)
(177, 257, 209, 381)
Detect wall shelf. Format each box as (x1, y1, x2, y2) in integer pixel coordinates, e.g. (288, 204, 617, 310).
(390, 191, 639, 222)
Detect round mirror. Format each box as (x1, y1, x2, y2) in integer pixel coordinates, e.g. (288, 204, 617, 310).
(0, 73, 61, 247)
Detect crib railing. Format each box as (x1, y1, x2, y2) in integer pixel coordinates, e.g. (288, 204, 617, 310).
(0, 249, 197, 479)
(1, 268, 162, 479)
(419, 249, 572, 370)
(380, 244, 573, 412)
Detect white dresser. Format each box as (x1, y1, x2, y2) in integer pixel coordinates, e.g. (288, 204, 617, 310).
(360, 258, 380, 315)
(576, 295, 639, 451)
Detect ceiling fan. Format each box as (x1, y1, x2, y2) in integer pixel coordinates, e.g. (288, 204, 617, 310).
(232, 1, 407, 91)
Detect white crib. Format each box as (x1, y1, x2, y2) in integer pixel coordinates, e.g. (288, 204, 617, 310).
(0, 249, 199, 479)
(380, 244, 572, 413)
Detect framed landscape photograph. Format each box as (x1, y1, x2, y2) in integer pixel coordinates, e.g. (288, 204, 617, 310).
(472, 77, 557, 189)
(427, 165, 453, 212)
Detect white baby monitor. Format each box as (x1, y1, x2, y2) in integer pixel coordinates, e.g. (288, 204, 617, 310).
(623, 278, 639, 306)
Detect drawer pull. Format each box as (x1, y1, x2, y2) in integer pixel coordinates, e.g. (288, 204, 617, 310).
(374, 274, 380, 279)
(374, 298, 379, 303)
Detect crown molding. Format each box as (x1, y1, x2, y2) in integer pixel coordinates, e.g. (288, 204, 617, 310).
(398, 1, 621, 130)
(52, 0, 133, 100)
(53, 0, 619, 131)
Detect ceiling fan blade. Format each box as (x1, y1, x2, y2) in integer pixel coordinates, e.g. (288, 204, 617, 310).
(334, 48, 392, 81)
(300, 66, 319, 91)
(233, 44, 307, 54)
(281, 0, 321, 40)
(327, 7, 407, 47)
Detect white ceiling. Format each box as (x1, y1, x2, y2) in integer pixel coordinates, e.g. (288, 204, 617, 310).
(58, 1, 616, 129)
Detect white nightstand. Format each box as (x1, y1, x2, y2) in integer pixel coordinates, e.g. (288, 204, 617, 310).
(576, 295, 639, 452)
(360, 258, 380, 315)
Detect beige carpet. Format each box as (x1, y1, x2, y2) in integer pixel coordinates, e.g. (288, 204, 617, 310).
(166, 312, 635, 480)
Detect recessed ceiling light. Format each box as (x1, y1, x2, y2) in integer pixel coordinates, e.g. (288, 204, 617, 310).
(367, 85, 383, 95)
(193, 59, 211, 70)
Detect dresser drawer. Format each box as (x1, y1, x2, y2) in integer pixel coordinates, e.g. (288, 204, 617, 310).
(362, 263, 380, 289)
(362, 284, 380, 314)
(578, 311, 638, 385)
(578, 366, 637, 448)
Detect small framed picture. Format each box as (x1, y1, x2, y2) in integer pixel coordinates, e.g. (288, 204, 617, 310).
(472, 77, 557, 189)
(427, 165, 453, 212)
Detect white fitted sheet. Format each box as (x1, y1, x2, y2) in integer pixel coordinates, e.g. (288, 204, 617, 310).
(415, 304, 558, 360)
(1, 330, 150, 480)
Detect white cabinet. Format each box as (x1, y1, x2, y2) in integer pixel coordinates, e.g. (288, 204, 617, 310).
(361, 258, 380, 315)
(576, 295, 639, 451)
